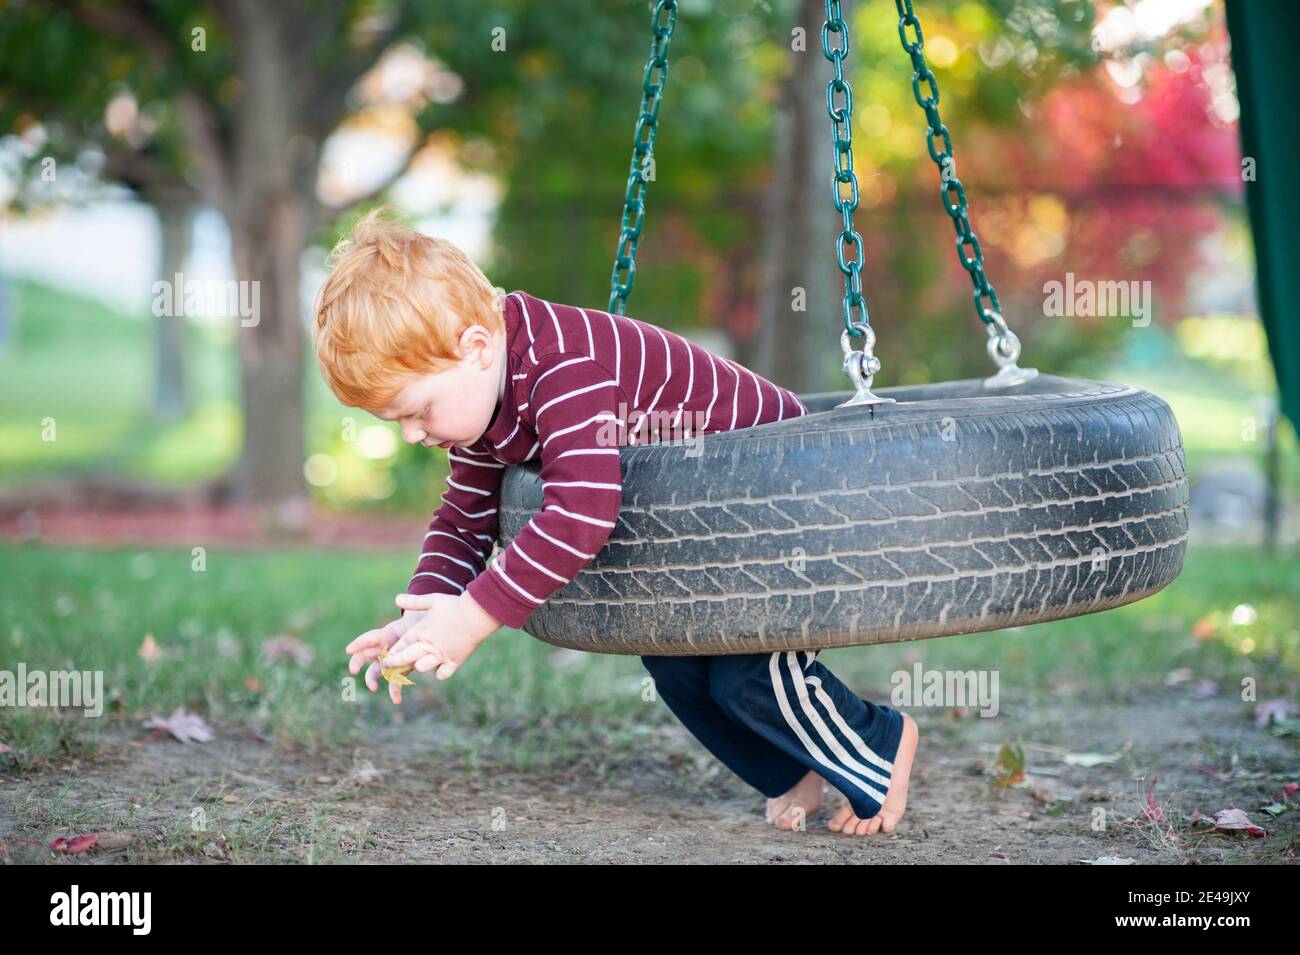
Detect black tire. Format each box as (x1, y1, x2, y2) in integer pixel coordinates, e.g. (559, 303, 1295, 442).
(498, 373, 1188, 655)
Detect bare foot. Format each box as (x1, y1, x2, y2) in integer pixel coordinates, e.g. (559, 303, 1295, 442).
(766, 769, 825, 830)
(827, 712, 918, 836)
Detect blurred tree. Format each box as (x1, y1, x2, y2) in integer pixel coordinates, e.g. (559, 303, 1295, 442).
(0, 0, 1249, 514)
(829, 0, 1240, 387)
(0, 13, 200, 423)
(751, 0, 840, 392)
(0, 0, 788, 512)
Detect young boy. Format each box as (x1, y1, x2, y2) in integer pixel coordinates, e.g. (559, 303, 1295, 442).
(312, 208, 918, 836)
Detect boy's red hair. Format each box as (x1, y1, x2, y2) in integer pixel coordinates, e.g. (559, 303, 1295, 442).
(311, 205, 504, 413)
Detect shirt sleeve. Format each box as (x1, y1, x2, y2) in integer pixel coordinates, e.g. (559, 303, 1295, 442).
(406, 447, 505, 600)
(465, 352, 626, 628)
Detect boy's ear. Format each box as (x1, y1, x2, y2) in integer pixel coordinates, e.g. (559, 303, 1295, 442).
(459, 324, 493, 366)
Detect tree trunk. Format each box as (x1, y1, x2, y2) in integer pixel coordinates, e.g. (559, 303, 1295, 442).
(152, 198, 192, 423)
(228, 193, 310, 514)
(755, 0, 845, 394)
(222, 2, 314, 516)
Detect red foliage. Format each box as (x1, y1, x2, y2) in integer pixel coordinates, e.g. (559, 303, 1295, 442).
(982, 25, 1244, 323)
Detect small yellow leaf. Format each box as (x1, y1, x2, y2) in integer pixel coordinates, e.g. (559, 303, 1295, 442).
(378, 647, 415, 686)
(139, 633, 162, 662)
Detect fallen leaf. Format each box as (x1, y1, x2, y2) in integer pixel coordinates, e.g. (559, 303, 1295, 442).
(51, 833, 98, 854)
(1064, 752, 1120, 767)
(144, 707, 215, 743)
(1254, 698, 1300, 728)
(1192, 762, 1233, 782)
(350, 759, 386, 784)
(261, 634, 315, 667)
(992, 741, 1026, 787)
(1205, 807, 1267, 837)
(1141, 776, 1166, 824)
(138, 633, 162, 662)
(378, 646, 415, 686)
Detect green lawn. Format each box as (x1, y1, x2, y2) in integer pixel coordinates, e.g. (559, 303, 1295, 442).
(1, 539, 1296, 771)
(0, 280, 241, 488)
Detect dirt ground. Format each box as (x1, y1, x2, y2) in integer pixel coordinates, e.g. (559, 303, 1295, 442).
(2, 683, 1296, 864)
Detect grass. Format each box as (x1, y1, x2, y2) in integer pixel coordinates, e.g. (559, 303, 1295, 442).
(1, 538, 1296, 774)
(0, 280, 241, 488)
(0, 541, 665, 770)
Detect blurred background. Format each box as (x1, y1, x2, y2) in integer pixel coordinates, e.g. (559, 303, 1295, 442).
(1, 0, 1287, 516)
(0, 1, 1296, 781)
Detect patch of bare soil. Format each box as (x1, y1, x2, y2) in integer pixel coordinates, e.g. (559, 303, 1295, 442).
(0, 493, 422, 552)
(1, 685, 1295, 864)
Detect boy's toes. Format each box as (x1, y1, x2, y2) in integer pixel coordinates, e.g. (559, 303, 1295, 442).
(827, 803, 855, 832)
(828, 799, 895, 836)
(764, 799, 785, 825)
(767, 796, 811, 830)
(772, 806, 800, 831)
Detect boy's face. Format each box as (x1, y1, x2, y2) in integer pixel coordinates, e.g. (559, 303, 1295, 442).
(375, 324, 506, 449)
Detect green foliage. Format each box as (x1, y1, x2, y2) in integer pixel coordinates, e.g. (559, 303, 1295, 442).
(0, 0, 1257, 494)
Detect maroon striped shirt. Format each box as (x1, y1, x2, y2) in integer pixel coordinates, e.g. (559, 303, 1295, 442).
(407, 289, 809, 628)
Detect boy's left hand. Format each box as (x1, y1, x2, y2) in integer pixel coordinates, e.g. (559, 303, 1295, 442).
(379, 592, 502, 694)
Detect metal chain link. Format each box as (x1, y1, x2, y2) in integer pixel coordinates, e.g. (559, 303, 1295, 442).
(606, 0, 1032, 391)
(823, 0, 893, 406)
(895, 0, 1036, 385)
(608, 0, 679, 315)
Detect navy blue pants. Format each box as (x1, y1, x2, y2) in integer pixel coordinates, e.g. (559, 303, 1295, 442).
(641, 649, 905, 819)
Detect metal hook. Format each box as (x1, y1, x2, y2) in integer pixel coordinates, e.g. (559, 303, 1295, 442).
(982, 310, 1038, 389)
(837, 322, 897, 408)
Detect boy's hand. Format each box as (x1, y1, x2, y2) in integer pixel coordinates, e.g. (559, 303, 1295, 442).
(345, 608, 427, 704)
(370, 592, 502, 702)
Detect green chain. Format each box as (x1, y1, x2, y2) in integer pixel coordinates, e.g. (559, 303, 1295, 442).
(896, 0, 1002, 332)
(608, 0, 678, 315)
(824, 0, 893, 406)
(822, 0, 870, 340)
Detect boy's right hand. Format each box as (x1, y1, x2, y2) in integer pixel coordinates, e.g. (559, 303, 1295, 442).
(345, 609, 428, 704)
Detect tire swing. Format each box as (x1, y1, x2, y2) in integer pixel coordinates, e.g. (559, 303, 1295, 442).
(499, 0, 1189, 655)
